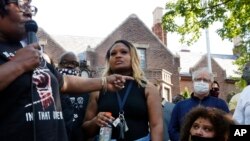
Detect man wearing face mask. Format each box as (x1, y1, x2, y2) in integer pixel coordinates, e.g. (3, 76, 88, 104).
(57, 52, 89, 141)
(168, 67, 229, 141)
(57, 52, 90, 141)
(233, 62, 250, 124)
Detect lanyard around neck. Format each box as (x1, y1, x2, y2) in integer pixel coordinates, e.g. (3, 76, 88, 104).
(116, 81, 133, 112)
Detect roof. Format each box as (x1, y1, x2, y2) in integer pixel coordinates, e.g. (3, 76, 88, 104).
(51, 35, 103, 54)
(179, 51, 203, 76)
(96, 14, 177, 56)
(211, 54, 239, 78)
(178, 50, 239, 78)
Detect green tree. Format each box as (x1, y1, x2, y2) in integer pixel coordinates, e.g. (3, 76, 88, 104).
(162, 0, 250, 89)
(182, 87, 191, 99)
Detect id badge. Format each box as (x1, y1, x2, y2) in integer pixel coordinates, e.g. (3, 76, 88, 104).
(112, 117, 121, 127)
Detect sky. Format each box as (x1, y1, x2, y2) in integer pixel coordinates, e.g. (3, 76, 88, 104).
(32, 0, 234, 55)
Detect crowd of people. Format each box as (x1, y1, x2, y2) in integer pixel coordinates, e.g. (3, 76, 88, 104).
(0, 0, 249, 141)
(168, 67, 230, 141)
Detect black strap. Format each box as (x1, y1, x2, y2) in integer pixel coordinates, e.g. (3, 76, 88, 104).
(116, 81, 133, 112)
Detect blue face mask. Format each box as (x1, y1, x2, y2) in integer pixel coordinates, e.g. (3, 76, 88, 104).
(193, 81, 209, 95)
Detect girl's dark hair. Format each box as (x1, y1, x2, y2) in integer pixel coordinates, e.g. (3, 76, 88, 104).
(180, 106, 234, 141)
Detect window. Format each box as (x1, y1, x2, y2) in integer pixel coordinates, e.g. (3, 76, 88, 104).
(137, 48, 146, 69)
(160, 83, 172, 102)
(164, 87, 169, 100)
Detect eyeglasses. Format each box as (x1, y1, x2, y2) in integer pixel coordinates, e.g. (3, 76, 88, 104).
(59, 60, 80, 68)
(7, 0, 38, 16)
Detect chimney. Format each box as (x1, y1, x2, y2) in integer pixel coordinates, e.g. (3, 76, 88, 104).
(232, 36, 242, 57)
(152, 7, 167, 45)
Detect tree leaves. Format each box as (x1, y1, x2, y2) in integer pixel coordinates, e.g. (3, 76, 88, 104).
(162, 0, 249, 46)
(162, 0, 250, 89)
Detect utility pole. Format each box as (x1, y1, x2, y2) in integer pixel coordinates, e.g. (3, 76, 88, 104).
(201, 0, 212, 73)
(205, 28, 212, 73)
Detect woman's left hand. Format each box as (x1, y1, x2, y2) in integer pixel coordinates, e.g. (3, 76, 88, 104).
(95, 112, 115, 127)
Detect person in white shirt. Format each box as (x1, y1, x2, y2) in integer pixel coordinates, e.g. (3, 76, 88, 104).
(233, 62, 250, 124)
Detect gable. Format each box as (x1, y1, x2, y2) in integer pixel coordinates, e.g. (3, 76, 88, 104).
(95, 14, 179, 71)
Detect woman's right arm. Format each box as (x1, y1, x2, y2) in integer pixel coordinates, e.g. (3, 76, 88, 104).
(82, 91, 100, 137)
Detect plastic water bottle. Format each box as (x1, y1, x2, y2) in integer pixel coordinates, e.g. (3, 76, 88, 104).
(98, 112, 112, 141)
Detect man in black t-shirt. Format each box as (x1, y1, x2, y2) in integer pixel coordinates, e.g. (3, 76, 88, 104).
(57, 52, 90, 141)
(0, 1, 131, 141)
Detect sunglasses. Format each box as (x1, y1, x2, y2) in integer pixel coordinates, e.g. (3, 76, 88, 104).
(7, 0, 38, 16)
(211, 88, 219, 91)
